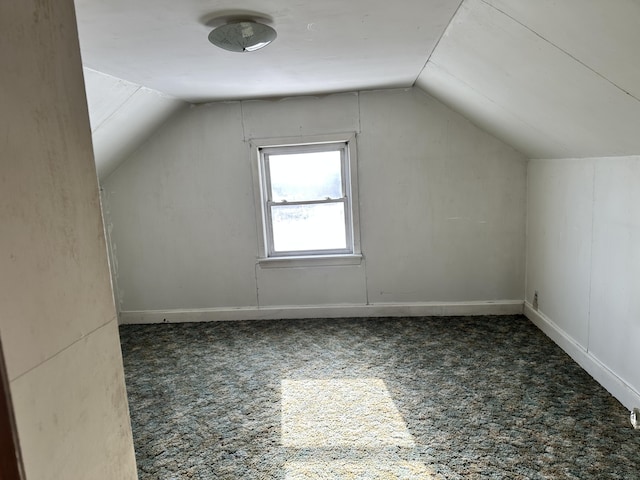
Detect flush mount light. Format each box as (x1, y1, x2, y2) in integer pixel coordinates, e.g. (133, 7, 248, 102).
(208, 20, 277, 52)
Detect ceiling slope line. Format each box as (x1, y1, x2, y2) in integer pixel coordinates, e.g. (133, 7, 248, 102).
(479, 0, 640, 105)
(91, 85, 142, 134)
(412, 0, 465, 87)
(83, 66, 180, 100)
(423, 60, 571, 157)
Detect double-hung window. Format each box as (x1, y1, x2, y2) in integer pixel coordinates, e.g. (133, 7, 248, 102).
(253, 135, 360, 261)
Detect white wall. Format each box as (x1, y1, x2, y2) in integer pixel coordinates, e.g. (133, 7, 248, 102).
(526, 157, 640, 410)
(0, 1, 138, 478)
(103, 88, 526, 320)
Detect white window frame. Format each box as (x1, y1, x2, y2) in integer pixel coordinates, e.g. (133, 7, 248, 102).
(250, 133, 362, 267)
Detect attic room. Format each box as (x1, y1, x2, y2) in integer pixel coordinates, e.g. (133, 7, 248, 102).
(1, 0, 639, 479)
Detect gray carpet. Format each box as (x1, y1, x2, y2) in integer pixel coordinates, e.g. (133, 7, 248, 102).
(119, 315, 639, 479)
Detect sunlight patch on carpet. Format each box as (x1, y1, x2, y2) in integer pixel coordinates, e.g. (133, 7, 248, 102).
(281, 378, 415, 448)
(284, 460, 435, 479)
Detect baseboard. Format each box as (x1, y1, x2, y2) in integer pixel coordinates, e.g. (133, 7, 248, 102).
(119, 300, 523, 325)
(524, 302, 640, 411)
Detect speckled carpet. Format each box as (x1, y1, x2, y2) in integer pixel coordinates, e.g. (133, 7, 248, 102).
(119, 315, 639, 479)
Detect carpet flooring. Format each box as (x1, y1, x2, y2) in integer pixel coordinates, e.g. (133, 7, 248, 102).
(119, 315, 639, 479)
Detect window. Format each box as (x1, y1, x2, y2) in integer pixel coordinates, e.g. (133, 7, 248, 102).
(252, 135, 360, 262)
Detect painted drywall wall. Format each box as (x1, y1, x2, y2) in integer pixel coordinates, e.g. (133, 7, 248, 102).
(526, 157, 640, 410)
(102, 88, 526, 318)
(0, 1, 137, 479)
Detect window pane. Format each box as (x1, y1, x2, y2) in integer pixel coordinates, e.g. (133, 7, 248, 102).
(269, 151, 342, 202)
(272, 203, 347, 252)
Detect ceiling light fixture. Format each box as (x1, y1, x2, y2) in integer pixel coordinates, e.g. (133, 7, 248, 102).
(208, 20, 277, 53)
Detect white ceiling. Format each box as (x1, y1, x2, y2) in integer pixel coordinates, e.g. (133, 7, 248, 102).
(417, 0, 640, 159)
(76, 0, 640, 178)
(75, 0, 462, 103)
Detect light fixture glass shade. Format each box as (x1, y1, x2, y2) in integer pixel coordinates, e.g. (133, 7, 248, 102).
(208, 21, 277, 52)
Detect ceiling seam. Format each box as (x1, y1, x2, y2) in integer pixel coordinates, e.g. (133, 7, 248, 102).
(91, 86, 143, 133)
(479, 0, 640, 104)
(412, 0, 465, 86)
(83, 66, 179, 101)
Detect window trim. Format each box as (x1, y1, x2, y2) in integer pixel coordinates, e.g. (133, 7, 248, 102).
(250, 133, 361, 265)
(262, 142, 351, 257)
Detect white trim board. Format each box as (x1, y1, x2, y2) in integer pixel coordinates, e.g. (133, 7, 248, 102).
(524, 302, 640, 411)
(119, 300, 523, 325)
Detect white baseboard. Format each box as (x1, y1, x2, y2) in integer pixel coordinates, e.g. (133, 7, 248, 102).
(119, 300, 523, 325)
(524, 302, 640, 411)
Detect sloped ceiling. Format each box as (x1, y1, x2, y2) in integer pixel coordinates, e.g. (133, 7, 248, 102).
(83, 68, 185, 179)
(77, 0, 640, 173)
(416, 0, 640, 159)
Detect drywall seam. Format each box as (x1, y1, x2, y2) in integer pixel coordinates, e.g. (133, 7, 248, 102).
(523, 159, 530, 303)
(586, 162, 597, 353)
(524, 302, 640, 411)
(100, 187, 123, 314)
(9, 316, 118, 384)
(479, 0, 640, 104)
(413, 0, 465, 84)
(118, 300, 524, 324)
(355, 92, 369, 305)
(254, 263, 261, 307)
(240, 101, 248, 141)
(356, 91, 362, 134)
(90, 86, 141, 134)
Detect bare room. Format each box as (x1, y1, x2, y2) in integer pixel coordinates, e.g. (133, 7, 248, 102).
(1, 0, 639, 479)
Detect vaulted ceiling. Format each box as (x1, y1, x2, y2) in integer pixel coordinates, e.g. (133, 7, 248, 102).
(76, 0, 640, 179)
(417, 0, 640, 160)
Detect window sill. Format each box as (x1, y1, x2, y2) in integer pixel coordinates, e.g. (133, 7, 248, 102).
(257, 254, 363, 268)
